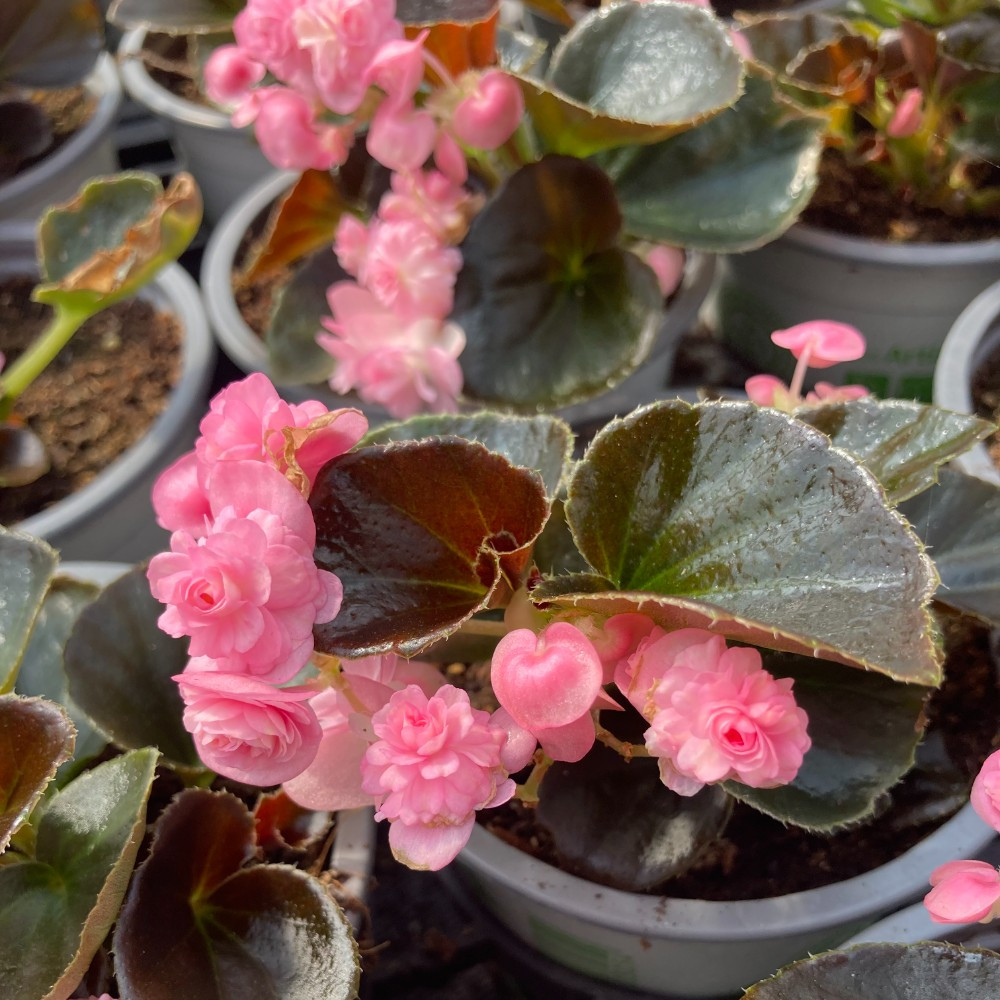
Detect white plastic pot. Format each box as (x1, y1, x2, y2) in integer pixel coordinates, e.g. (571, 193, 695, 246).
(117, 28, 274, 225)
(201, 170, 716, 424)
(0, 54, 122, 223)
(454, 802, 997, 998)
(933, 279, 1000, 486)
(705, 224, 1000, 402)
(1, 223, 215, 562)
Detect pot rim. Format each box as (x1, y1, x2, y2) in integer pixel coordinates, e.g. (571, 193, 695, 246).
(118, 27, 235, 130)
(0, 222, 215, 540)
(0, 53, 122, 209)
(933, 278, 1000, 485)
(458, 800, 996, 943)
(786, 222, 1000, 267)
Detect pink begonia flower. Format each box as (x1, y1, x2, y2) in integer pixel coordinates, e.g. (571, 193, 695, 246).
(579, 612, 657, 684)
(234, 0, 316, 94)
(174, 671, 322, 785)
(925, 860, 1000, 924)
(380, 168, 474, 244)
(151, 450, 211, 535)
(745, 374, 796, 410)
(451, 70, 524, 150)
(434, 129, 469, 185)
(366, 32, 428, 106)
(888, 87, 924, 139)
(293, 0, 402, 115)
(204, 45, 265, 106)
(334, 214, 370, 277)
(362, 219, 462, 320)
(490, 622, 604, 733)
(253, 87, 353, 170)
(148, 461, 342, 682)
(971, 749, 1000, 832)
(643, 245, 685, 299)
(804, 382, 869, 403)
(636, 631, 810, 795)
(361, 684, 516, 870)
(489, 706, 539, 773)
(771, 320, 866, 369)
(367, 100, 438, 173)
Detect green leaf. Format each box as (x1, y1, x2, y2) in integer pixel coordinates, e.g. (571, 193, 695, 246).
(0, 526, 58, 694)
(599, 76, 823, 253)
(537, 741, 732, 892)
(362, 411, 573, 497)
(796, 398, 994, 504)
(0, 0, 102, 88)
(113, 789, 360, 1000)
(452, 156, 663, 409)
(724, 654, 930, 830)
(107, 0, 242, 34)
(0, 695, 75, 853)
(63, 567, 199, 770)
(266, 250, 342, 386)
(550, 400, 941, 683)
(15, 576, 106, 773)
(0, 749, 158, 1000)
(941, 12, 1000, 71)
(743, 942, 1000, 998)
(34, 172, 203, 317)
(519, 2, 743, 157)
(900, 467, 1000, 625)
(497, 26, 549, 75)
(532, 497, 591, 576)
(311, 438, 550, 657)
(954, 77, 1000, 160)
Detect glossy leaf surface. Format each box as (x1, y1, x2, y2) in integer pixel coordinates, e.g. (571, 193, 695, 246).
(63, 566, 198, 769)
(114, 789, 360, 1000)
(797, 398, 993, 504)
(0, 695, 74, 852)
(743, 942, 1000, 998)
(519, 2, 743, 157)
(550, 401, 940, 683)
(362, 411, 573, 497)
(0, 749, 157, 1000)
(600, 76, 823, 252)
(107, 0, 241, 33)
(0, 527, 58, 694)
(0, 0, 102, 87)
(312, 438, 549, 657)
(724, 654, 930, 830)
(452, 156, 662, 409)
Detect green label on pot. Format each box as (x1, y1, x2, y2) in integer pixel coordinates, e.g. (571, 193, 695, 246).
(528, 915, 638, 985)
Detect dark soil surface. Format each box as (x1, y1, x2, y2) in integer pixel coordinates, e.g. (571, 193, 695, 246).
(971, 340, 1000, 472)
(0, 275, 182, 525)
(11, 84, 95, 180)
(143, 33, 207, 105)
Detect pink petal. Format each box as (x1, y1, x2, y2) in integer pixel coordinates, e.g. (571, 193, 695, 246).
(770, 321, 866, 368)
(388, 815, 475, 870)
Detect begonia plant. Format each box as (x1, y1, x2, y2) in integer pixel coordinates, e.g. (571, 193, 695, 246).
(738, 0, 1000, 225)
(146, 320, 1000, 884)
(114, 0, 826, 418)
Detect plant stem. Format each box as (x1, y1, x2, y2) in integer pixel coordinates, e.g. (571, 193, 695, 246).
(787, 340, 813, 402)
(595, 723, 649, 761)
(0, 303, 87, 420)
(314, 651, 370, 714)
(516, 751, 553, 804)
(456, 618, 510, 639)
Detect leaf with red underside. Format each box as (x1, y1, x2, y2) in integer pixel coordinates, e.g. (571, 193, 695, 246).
(254, 789, 332, 853)
(398, 0, 500, 79)
(113, 789, 360, 1000)
(311, 438, 550, 657)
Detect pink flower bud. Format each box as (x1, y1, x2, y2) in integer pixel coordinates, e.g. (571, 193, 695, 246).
(490, 622, 604, 732)
(770, 320, 866, 369)
(925, 860, 1000, 924)
(971, 749, 1000, 832)
(887, 87, 923, 139)
(434, 129, 468, 185)
(451, 70, 524, 150)
(253, 87, 351, 170)
(367, 32, 428, 105)
(643, 245, 685, 298)
(745, 374, 795, 410)
(204, 45, 265, 105)
(367, 100, 437, 172)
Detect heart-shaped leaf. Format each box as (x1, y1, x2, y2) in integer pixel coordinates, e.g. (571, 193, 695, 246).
(0, 423, 49, 487)
(0, 695, 75, 852)
(362, 411, 573, 497)
(723, 653, 930, 830)
(0, 748, 158, 1000)
(452, 156, 663, 409)
(599, 76, 823, 252)
(900, 467, 1000, 625)
(15, 576, 105, 774)
(518, 2, 743, 158)
(398, 0, 499, 78)
(63, 566, 199, 770)
(266, 250, 343, 385)
(107, 0, 241, 34)
(311, 438, 550, 657)
(796, 399, 994, 504)
(743, 942, 1000, 998)
(34, 172, 202, 317)
(114, 789, 360, 1000)
(0, 526, 58, 694)
(537, 740, 732, 892)
(548, 400, 940, 683)
(0, 0, 102, 88)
